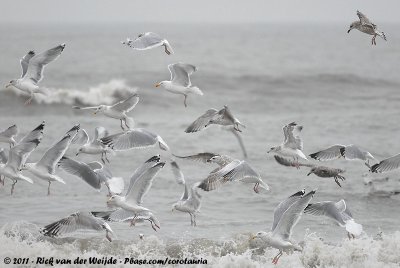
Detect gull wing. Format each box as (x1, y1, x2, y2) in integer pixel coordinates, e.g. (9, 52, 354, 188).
(272, 190, 305, 231)
(25, 44, 65, 84)
(0, 124, 18, 138)
(172, 152, 219, 164)
(110, 94, 139, 113)
(357, 10, 376, 28)
(122, 32, 164, 50)
(283, 122, 303, 150)
(371, 153, 400, 173)
(309, 144, 345, 161)
(20, 51, 35, 78)
(58, 156, 101, 190)
(168, 63, 197, 87)
(185, 109, 219, 133)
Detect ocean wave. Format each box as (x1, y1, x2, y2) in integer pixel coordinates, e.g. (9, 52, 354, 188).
(1, 222, 399, 267)
(4, 80, 137, 106)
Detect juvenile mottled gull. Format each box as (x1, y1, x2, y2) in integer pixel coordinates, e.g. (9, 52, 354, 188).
(121, 32, 174, 55)
(0, 124, 18, 148)
(252, 189, 316, 264)
(74, 127, 113, 164)
(22, 124, 80, 195)
(0, 121, 45, 194)
(170, 161, 202, 226)
(6, 44, 66, 105)
(273, 155, 346, 187)
(101, 128, 169, 151)
(348, 11, 386, 45)
(305, 199, 363, 238)
(309, 144, 375, 165)
(42, 211, 114, 242)
(73, 94, 139, 130)
(155, 63, 203, 107)
(198, 155, 269, 193)
(268, 122, 307, 167)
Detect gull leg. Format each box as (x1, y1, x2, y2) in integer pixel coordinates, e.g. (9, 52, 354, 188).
(11, 180, 17, 195)
(193, 213, 197, 227)
(120, 120, 125, 131)
(253, 182, 260, 193)
(47, 181, 51, 196)
(272, 251, 282, 264)
(189, 213, 193, 226)
(183, 95, 187, 108)
(347, 232, 352, 240)
(124, 118, 130, 129)
(24, 94, 34, 106)
(149, 220, 158, 232)
(101, 152, 106, 164)
(105, 152, 110, 163)
(334, 177, 342, 188)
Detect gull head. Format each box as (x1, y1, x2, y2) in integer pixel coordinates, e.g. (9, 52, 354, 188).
(267, 146, 279, 153)
(171, 202, 180, 212)
(251, 231, 272, 243)
(5, 80, 16, 89)
(94, 105, 107, 115)
(155, 81, 170, 88)
(107, 194, 125, 207)
(348, 22, 358, 33)
(20, 163, 33, 171)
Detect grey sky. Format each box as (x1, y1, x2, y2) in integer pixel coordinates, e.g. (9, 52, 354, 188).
(1, 0, 398, 24)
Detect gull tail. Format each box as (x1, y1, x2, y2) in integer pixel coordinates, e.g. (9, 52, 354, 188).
(189, 87, 203, 96)
(345, 219, 363, 237)
(377, 31, 387, 41)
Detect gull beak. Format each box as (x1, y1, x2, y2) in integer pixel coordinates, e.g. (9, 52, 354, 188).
(5, 84, 10, 89)
(347, 28, 351, 33)
(76, 153, 79, 156)
(93, 112, 97, 115)
(250, 235, 257, 240)
(155, 83, 161, 87)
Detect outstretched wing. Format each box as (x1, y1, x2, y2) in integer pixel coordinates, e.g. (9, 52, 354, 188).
(0, 124, 18, 138)
(24, 44, 65, 83)
(101, 129, 159, 151)
(93, 127, 108, 142)
(20, 51, 36, 78)
(309, 145, 345, 161)
(357, 10, 376, 27)
(272, 190, 305, 231)
(172, 152, 219, 164)
(168, 63, 197, 87)
(111, 94, 139, 113)
(72, 129, 90, 145)
(283, 122, 303, 150)
(274, 155, 314, 168)
(371, 153, 400, 173)
(122, 32, 164, 50)
(58, 156, 101, 190)
(185, 109, 219, 133)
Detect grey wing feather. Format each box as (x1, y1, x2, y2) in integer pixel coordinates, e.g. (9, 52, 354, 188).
(170, 161, 185, 184)
(0, 148, 8, 164)
(273, 190, 315, 240)
(93, 127, 108, 141)
(283, 122, 303, 150)
(72, 129, 90, 145)
(172, 152, 219, 164)
(168, 63, 196, 87)
(272, 190, 305, 231)
(371, 154, 400, 173)
(357, 10, 376, 27)
(185, 109, 219, 133)
(37, 134, 72, 174)
(92, 209, 135, 222)
(309, 145, 345, 161)
(111, 94, 139, 113)
(274, 155, 314, 168)
(0, 124, 18, 138)
(342, 145, 368, 161)
(101, 129, 158, 151)
(123, 32, 164, 50)
(20, 51, 35, 78)
(25, 44, 65, 83)
(58, 157, 101, 189)
(19, 121, 45, 144)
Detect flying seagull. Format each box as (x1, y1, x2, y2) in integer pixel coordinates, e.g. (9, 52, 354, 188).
(6, 44, 66, 105)
(42, 212, 114, 242)
(370, 153, 400, 173)
(268, 122, 307, 167)
(309, 144, 375, 166)
(121, 32, 174, 55)
(73, 94, 139, 130)
(348, 10, 386, 45)
(0, 124, 18, 148)
(155, 63, 203, 107)
(170, 161, 202, 226)
(252, 189, 316, 264)
(304, 199, 363, 239)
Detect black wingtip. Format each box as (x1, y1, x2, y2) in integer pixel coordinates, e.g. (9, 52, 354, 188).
(31, 138, 41, 145)
(339, 147, 346, 157)
(28, 50, 35, 55)
(309, 153, 318, 160)
(146, 155, 161, 163)
(34, 122, 45, 131)
(370, 163, 379, 173)
(304, 203, 312, 211)
(290, 189, 306, 198)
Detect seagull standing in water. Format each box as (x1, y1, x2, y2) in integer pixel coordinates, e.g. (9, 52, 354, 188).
(5, 44, 66, 105)
(170, 161, 202, 226)
(268, 122, 307, 167)
(252, 189, 316, 264)
(121, 32, 174, 55)
(0, 122, 45, 194)
(348, 10, 386, 45)
(22, 125, 80, 195)
(0, 124, 18, 148)
(73, 94, 139, 130)
(155, 63, 203, 107)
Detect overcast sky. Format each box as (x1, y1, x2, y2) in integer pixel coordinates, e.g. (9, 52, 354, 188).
(1, 0, 398, 24)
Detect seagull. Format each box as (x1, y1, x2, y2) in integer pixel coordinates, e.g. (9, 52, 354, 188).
(73, 94, 139, 130)
(348, 10, 386, 45)
(92, 210, 161, 232)
(155, 63, 203, 107)
(73, 127, 114, 164)
(304, 199, 363, 239)
(121, 32, 174, 55)
(198, 155, 269, 193)
(309, 144, 375, 166)
(267, 122, 307, 167)
(0, 124, 18, 148)
(172, 152, 220, 164)
(42, 211, 114, 242)
(252, 189, 316, 264)
(170, 161, 202, 226)
(22, 125, 80, 195)
(184, 106, 247, 157)
(273, 155, 346, 187)
(370, 153, 400, 173)
(5, 44, 66, 105)
(103, 156, 165, 230)
(101, 128, 169, 152)
(58, 156, 124, 195)
(0, 122, 45, 194)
